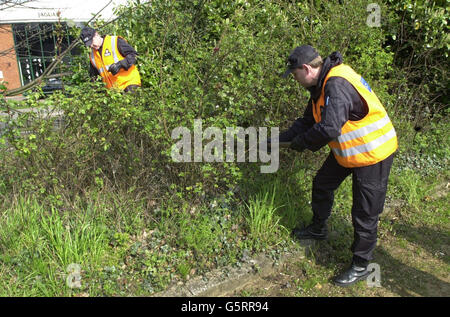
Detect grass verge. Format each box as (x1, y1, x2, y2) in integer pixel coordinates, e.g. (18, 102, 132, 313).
(0, 121, 448, 296)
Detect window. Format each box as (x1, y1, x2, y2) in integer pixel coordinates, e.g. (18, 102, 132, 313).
(12, 23, 79, 86)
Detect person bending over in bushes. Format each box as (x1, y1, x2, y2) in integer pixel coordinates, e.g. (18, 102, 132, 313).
(80, 27, 141, 93)
(279, 45, 398, 287)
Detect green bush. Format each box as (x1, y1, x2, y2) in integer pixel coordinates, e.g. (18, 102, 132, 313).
(0, 0, 445, 226)
(383, 0, 449, 119)
(0, 0, 448, 296)
(1, 0, 399, 203)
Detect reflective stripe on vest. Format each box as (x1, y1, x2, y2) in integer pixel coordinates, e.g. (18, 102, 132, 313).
(90, 51, 105, 74)
(110, 36, 120, 64)
(313, 64, 398, 167)
(332, 128, 397, 158)
(336, 114, 391, 144)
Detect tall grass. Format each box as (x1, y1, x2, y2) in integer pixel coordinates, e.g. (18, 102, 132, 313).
(0, 197, 109, 296)
(390, 169, 435, 210)
(245, 184, 283, 248)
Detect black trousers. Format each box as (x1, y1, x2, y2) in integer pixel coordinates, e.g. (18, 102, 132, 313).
(311, 152, 394, 266)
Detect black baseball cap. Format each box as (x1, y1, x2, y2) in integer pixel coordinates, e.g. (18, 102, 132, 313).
(282, 45, 320, 78)
(80, 27, 96, 47)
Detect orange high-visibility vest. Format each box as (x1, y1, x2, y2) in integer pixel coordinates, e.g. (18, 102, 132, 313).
(89, 35, 141, 90)
(312, 64, 398, 168)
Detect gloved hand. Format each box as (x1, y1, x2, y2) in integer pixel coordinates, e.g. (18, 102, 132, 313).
(108, 61, 123, 75)
(290, 134, 306, 152)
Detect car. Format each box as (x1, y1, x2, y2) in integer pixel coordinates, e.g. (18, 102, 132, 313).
(42, 77, 64, 94)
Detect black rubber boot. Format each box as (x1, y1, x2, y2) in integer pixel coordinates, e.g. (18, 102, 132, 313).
(292, 223, 328, 241)
(333, 263, 370, 287)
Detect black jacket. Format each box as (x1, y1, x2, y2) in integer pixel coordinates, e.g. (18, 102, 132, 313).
(89, 36, 138, 78)
(280, 52, 368, 152)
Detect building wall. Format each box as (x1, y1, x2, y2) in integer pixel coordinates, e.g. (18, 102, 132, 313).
(0, 24, 21, 90)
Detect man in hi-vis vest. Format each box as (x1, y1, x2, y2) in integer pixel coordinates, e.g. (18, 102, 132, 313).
(80, 27, 141, 92)
(280, 45, 397, 287)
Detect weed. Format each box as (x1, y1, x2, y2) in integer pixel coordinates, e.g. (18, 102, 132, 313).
(177, 261, 191, 280)
(245, 184, 283, 250)
(0, 197, 109, 296)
